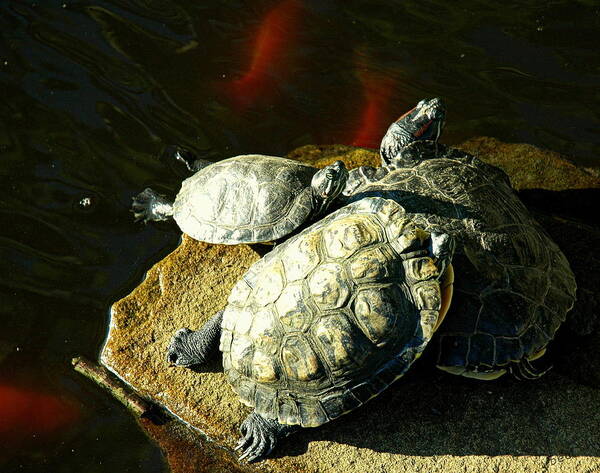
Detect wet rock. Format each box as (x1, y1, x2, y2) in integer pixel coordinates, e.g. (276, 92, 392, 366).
(102, 139, 600, 473)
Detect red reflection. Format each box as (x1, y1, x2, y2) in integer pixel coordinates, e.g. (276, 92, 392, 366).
(350, 69, 396, 149)
(0, 385, 79, 441)
(225, 0, 303, 108)
(346, 47, 398, 149)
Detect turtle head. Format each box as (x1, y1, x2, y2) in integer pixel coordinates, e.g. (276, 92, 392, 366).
(380, 97, 446, 166)
(311, 160, 349, 215)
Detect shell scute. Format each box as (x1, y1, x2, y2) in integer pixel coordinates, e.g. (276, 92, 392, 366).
(275, 282, 313, 332)
(229, 334, 253, 376)
(437, 335, 470, 368)
(392, 227, 429, 255)
(505, 267, 548, 303)
(297, 399, 329, 427)
(419, 309, 440, 340)
(282, 231, 322, 282)
(323, 216, 382, 259)
(219, 328, 233, 353)
(467, 333, 496, 368)
(252, 260, 285, 305)
(520, 325, 549, 358)
(255, 182, 292, 225)
(476, 292, 533, 336)
(348, 246, 393, 280)
(411, 281, 442, 311)
(248, 308, 279, 355)
(277, 399, 300, 425)
(313, 312, 373, 373)
(233, 309, 253, 335)
(281, 336, 324, 382)
(320, 391, 362, 420)
(252, 349, 278, 383)
(254, 384, 277, 415)
(219, 178, 256, 226)
(494, 337, 523, 366)
(308, 262, 351, 309)
(404, 256, 439, 282)
(351, 285, 405, 346)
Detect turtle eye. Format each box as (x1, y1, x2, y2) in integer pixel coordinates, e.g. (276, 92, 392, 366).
(325, 171, 334, 180)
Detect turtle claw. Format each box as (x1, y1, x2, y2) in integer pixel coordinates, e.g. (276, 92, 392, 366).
(236, 412, 276, 463)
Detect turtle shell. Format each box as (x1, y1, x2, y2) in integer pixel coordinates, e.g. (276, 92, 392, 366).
(219, 197, 448, 427)
(172, 155, 317, 244)
(346, 142, 577, 377)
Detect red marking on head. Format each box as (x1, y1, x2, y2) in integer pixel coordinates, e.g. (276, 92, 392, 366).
(225, 0, 303, 109)
(0, 385, 80, 444)
(414, 119, 432, 138)
(394, 106, 416, 123)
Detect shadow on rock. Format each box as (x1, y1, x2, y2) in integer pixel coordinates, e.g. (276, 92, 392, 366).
(273, 365, 600, 458)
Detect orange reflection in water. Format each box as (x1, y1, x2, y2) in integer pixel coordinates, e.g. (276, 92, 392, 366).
(226, 0, 303, 108)
(0, 385, 80, 442)
(349, 48, 398, 149)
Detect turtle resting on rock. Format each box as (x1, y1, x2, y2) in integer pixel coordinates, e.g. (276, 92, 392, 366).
(342, 97, 577, 380)
(167, 197, 455, 462)
(132, 154, 348, 244)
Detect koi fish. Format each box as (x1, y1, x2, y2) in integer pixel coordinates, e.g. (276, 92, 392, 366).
(0, 385, 79, 440)
(226, 0, 303, 108)
(350, 70, 397, 149)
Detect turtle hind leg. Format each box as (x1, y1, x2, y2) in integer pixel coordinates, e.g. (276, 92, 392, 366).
(131, 188, 174, 222)
(167, 310, 223, 367)
(235, 411, 300, 463)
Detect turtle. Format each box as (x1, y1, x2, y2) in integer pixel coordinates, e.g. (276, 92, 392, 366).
(132, 154, 348, 244)
(340, 97, 577, 380)
(166, 196, 456, 461)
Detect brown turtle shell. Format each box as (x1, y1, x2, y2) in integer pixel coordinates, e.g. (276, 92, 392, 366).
(220, 197, 449, 427)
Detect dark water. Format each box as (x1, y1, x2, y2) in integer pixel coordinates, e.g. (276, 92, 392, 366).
(1, 0, 599, 471)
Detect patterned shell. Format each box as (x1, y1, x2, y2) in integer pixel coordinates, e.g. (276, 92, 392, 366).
(346, 142, 577, 376)
(172, 155, 317, 244)
(220, 197, 445, 427)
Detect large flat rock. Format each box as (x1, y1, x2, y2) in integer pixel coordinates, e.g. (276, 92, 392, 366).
(102, 139, 600, 473)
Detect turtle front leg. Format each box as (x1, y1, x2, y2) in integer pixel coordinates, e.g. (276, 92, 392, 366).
(235, 411, 300, 462)
(167, 310, 223, 367)
(131, 188, 174, 222)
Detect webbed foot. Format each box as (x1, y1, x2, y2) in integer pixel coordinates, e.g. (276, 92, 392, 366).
(167, 328, 207, 367)
(131, 188, 174, 222)
(235, 412, 298, 462)
(167, 311, 224, 367)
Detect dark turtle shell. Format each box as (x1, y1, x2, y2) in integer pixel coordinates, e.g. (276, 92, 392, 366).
(345, 142, 576, 378)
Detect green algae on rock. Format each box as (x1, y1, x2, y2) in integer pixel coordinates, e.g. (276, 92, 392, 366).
(101, 140, 600, 473)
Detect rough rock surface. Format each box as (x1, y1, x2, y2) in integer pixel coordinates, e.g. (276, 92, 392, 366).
(102, 138, 600, 473)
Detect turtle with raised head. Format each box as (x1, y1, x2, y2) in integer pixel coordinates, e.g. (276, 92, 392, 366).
(342, 97, 577, 380)
(132, 154, 348, 244)
(167, 197, 455, 461)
